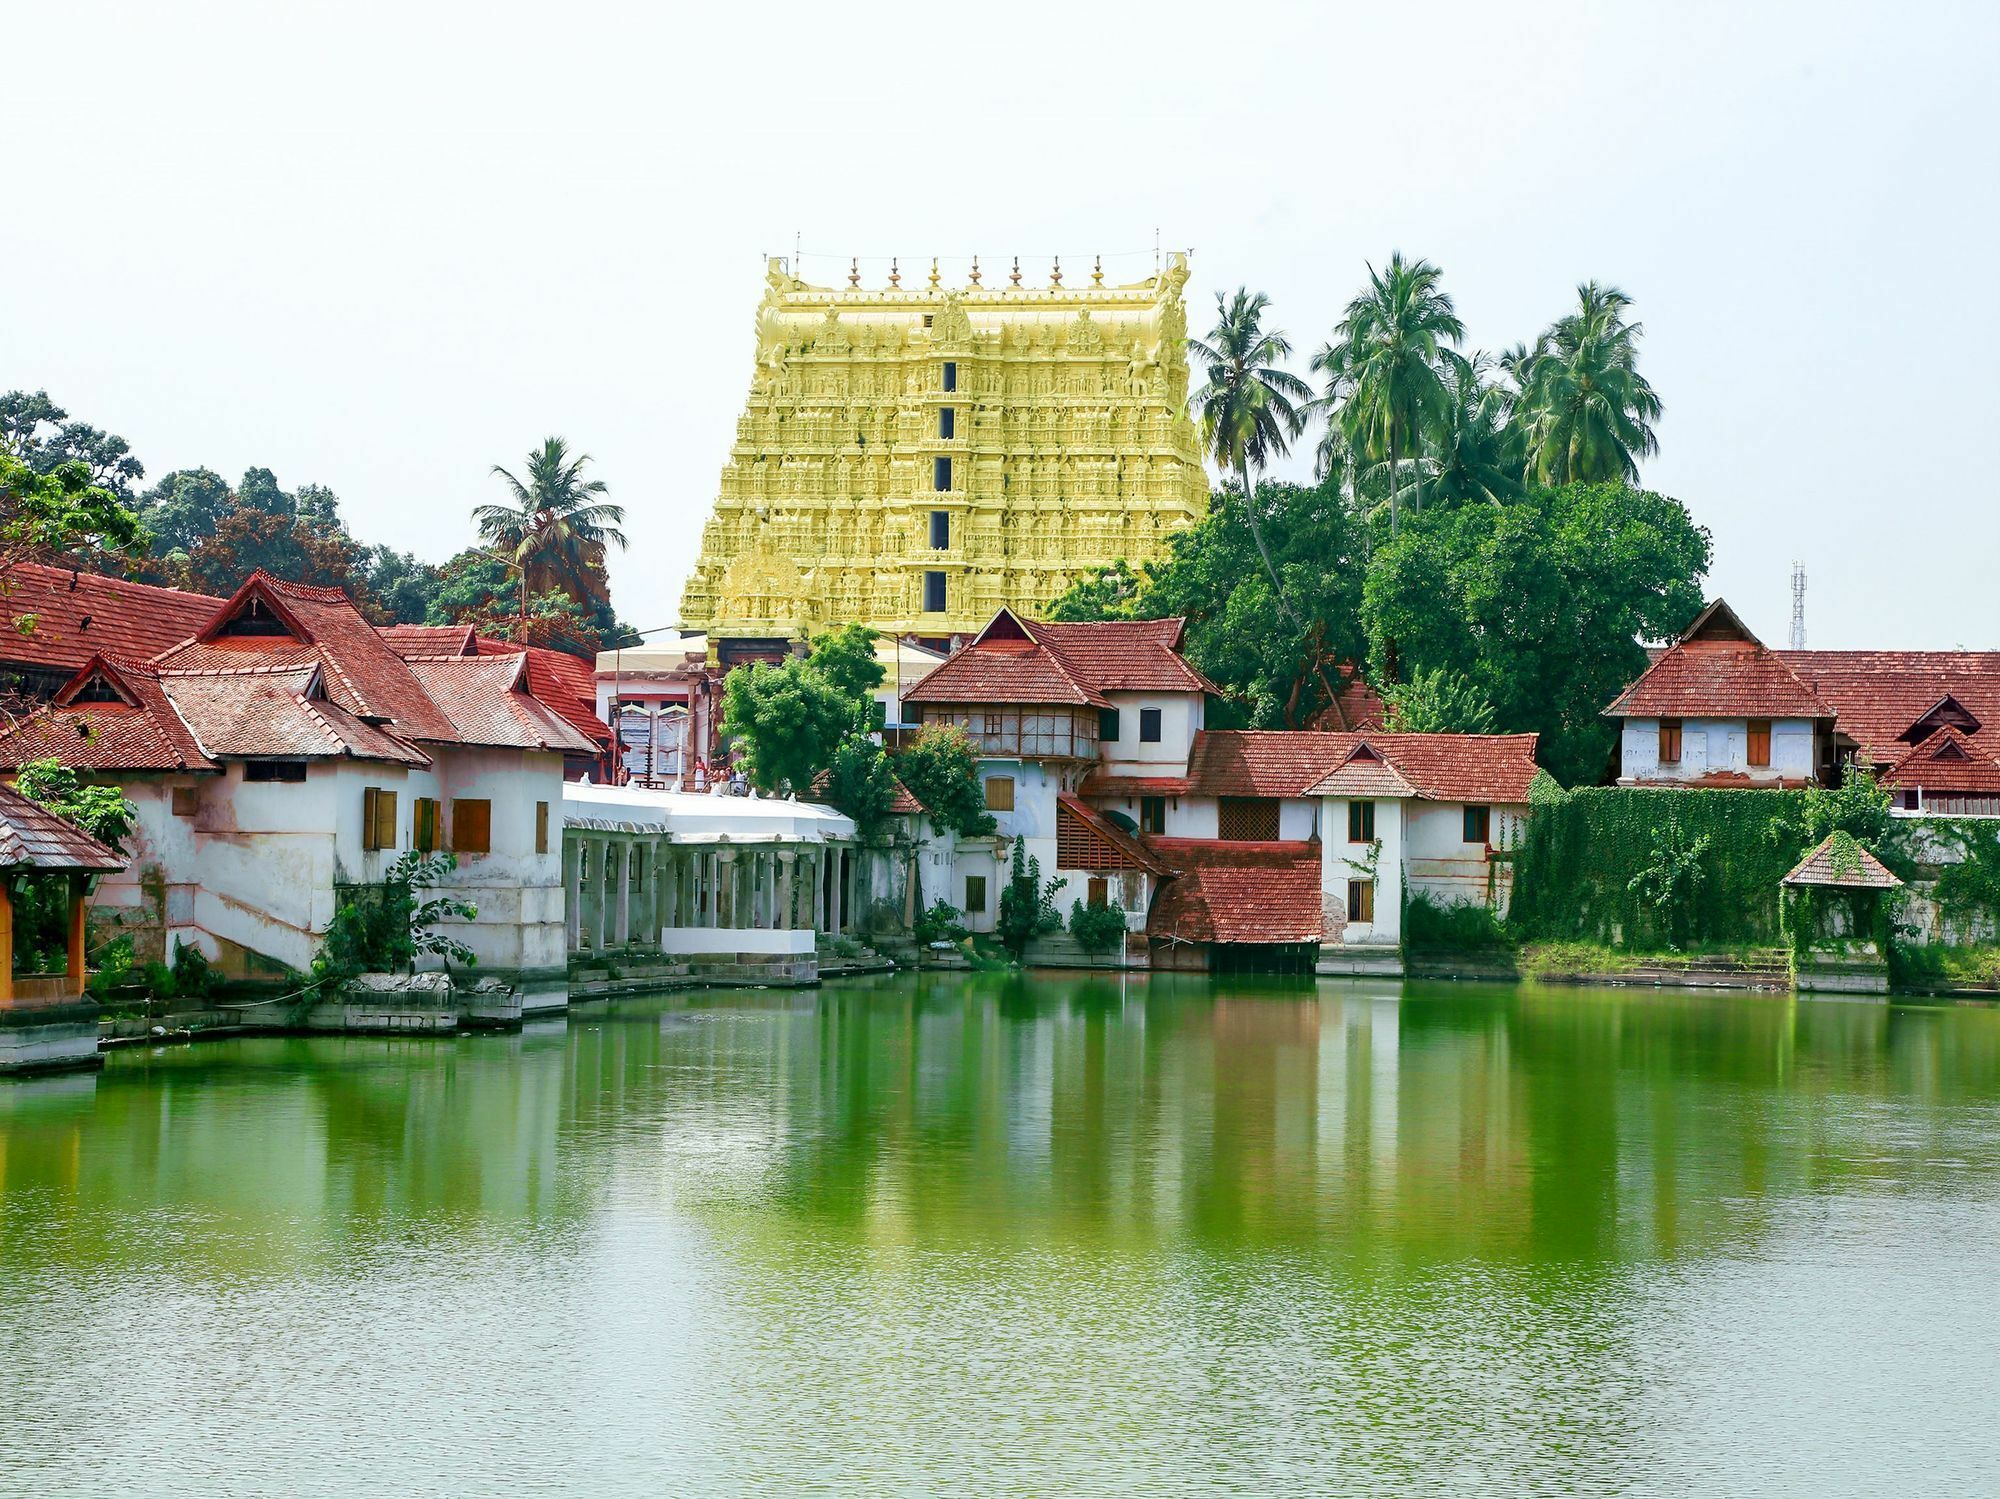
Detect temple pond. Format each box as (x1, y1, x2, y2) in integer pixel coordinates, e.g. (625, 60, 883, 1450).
(4, 972, 1999, 1496)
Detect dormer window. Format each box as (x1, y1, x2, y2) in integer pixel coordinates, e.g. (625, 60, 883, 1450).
(216, 595, 291, 637)
(71, 673, 125, 704)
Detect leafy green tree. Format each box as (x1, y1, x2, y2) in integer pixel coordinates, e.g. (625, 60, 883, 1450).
(996, 841, 1062, 959)
(1049, 480, 1370, 730)
(1627, 813, 1712, 949)
(722, 657, 862, 794)
(823, 729, 901, 838)
(1796, 766, 1892, 850)
(11, 759, 137, 851)
(1186, 289, 1315, 635)
(478, 437, 627, 614)
(364, 546, 445, 624)
(1311, 252, 1465, 536)
(0, 390, 147, 503)
(894, 725, 996, 837)
(806, 623, 884, 701)
(1362, 482, 1710, 785)
(1381, 664, 1497, 734)
(1516, 283, 1662, 485)
(1046, 559, 1146, 621)
(137, 467, 235, 556)
(0, 453, 145, 585)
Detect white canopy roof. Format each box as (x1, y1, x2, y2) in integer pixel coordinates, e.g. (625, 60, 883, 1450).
(562, 781, 855, 843)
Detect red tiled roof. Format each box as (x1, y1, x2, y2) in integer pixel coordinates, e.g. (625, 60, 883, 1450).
(1055, 794, 1170, 874)
(1032, 617, 1220, 696)
(1778, 651, 2000, 767)
(161, 665, 429, 765)
(903, 608, 1217, 709)
(405, 656, 599, 754)
(0, 657, 217, 773)
(0, 564, 218, 674)
(1880, 727, 2000, 793)
(1605, 641, 1834, 720)
(1186, 731, 1355, 796)
(0, 783, 126, 872)
(475, 638, 612, 748)
(1145, 839, 1323, 946)
(381, 624, 478, 658)
(152, 572, 462, 744)
(1185, 730, 1542, 804)
(1307, 670, 1387, 731)
(1783, 834, 1902, 890)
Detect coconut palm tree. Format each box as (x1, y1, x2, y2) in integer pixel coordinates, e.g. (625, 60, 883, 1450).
(1423, 353, 1525, 509)
(1185, 288, 1314, 628)
(477, 437, 627, 615)
(1516, 283, 1662, 485)
(1311, 253, 1464, 536)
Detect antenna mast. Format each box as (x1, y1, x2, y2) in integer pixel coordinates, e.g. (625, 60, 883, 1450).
(1789, 561, 1807, 649)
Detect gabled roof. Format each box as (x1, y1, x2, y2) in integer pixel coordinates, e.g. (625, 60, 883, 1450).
(0, 656, 217, 773)
(1777, 651, 2000, 767)
(0, 783, 126, 872)
(903, 608, 1216, 709)
(405, 656, 599, 754)
(159, 665, 429, 766)
(1145, 839, 1323, 945)
(0, 563, 219, 675)
(1186, 731, 1354, 797)
(1783, 833, 1902, 890)
(1604, 622, 1834, 720)
(474, 638, 612, 748)
(1311, 742, 1417, 798)
(156, 572, 461, 744)
(1184, 730, 1542, 803)
(1055, 794, 1170, 874)
(381, 623, 479, 658)
(1879, 726, 2000, 793)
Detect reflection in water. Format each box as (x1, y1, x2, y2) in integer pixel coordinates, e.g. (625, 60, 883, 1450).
(2, 976, 1999, 1496)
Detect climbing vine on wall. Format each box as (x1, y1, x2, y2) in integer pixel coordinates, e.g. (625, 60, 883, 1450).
(1510, 787, 1814, 948)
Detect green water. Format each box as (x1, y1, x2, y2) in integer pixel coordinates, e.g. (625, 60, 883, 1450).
(3, 974, 1999, 1497)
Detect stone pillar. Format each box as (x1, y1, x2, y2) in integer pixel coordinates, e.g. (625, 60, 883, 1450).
(756, 850, 773, 928)
(654, 841, 671, 941)
(593, 840, 612, 950)
(777, 850, 796, 931)
(614, 840, 631, 946)
(564, 837, 581, 951)
(830, 847, 845, 934)
(717, 849, 736, 929)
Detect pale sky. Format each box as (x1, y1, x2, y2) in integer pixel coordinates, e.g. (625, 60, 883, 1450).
(7, 1, 1996, 648)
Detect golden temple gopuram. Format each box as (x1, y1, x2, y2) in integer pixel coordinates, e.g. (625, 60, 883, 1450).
(679, 252, 1210, 647)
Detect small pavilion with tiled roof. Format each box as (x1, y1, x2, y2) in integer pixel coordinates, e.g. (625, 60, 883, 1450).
(0, 784, 127, 1074)
(1781, 833, 1903, 990)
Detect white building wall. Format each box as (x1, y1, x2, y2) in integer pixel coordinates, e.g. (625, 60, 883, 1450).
(1403, 801, 1526, 915)
(1321, 797, 1404, 946)
(1097, 691, 1202, 777)
(1619, 717, 1817, 784)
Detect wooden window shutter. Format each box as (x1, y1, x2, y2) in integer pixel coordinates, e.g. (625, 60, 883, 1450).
(363, 787, 397, 851)
(414, 798, 440, 853)
(451, 798, 492, 855)
(535, 800, 550, 855)
(984, 776, 1015, 811)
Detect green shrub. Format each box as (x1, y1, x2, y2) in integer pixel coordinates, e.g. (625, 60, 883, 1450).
(1067, 900, 1129, 955)
(995, 842, 1061, 959)
(170, 938, 214, 999)
(913, 899, 967, 946)
(1404, 893, 1511, 952)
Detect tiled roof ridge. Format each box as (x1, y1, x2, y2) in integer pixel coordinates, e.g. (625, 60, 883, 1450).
(9, 561, 220, 605)
(289, 687, 369, 757)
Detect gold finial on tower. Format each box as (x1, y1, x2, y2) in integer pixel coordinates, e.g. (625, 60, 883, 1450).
(889, 257, 901, 288)
(928, 257, 940, 289)
(1092, 254, 1104, 287)
(1009, 256, 1021, 287)
(1050, 257, 1062, 287)
(848, 257, 860, 288)
(968, 255, 982, 286)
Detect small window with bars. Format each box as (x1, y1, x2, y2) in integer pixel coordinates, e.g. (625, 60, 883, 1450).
(1218, 797, 1279, 841)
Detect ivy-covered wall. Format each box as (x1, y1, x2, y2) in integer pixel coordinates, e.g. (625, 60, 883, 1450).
(1510, 787, 1812, 948)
